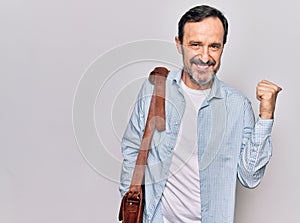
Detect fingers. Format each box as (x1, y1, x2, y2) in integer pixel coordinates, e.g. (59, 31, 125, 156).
(258, 80, 282, 92)
(256, 80, 282, 101)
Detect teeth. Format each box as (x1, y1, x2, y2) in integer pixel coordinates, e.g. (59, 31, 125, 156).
(196, 64, 208, 70)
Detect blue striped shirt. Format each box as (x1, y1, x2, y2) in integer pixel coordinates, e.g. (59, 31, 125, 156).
(119, 69, 273, 223)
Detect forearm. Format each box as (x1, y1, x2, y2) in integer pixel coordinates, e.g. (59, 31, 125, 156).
(119, 109, 145, 196)
(238, 109, 274, 188)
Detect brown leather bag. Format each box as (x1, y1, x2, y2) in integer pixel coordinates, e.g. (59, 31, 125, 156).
(118, 67, 169, 223)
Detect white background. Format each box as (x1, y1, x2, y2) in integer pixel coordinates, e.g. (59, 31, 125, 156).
(1, 0, 299, 222)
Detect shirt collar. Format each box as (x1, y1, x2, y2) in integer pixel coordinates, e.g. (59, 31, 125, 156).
(168, 69, 224, 100)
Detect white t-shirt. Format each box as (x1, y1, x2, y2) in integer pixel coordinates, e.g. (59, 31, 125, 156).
(161, 81, 211, 223)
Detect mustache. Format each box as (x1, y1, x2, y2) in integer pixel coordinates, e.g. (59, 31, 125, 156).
(190, 57, 216, 67)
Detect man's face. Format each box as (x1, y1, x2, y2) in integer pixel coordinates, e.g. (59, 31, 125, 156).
(176, 17, 225, 89)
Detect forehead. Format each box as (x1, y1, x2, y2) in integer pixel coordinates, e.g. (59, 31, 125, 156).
(183, 17, 224, 42)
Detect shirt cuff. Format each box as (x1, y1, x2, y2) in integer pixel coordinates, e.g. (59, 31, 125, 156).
(256, 116, 274, 135)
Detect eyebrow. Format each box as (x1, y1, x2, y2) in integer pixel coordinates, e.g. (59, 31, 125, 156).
(188, 41, 222, 47)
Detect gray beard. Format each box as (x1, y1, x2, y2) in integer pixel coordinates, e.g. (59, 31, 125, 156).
(185, 68, 215, 87)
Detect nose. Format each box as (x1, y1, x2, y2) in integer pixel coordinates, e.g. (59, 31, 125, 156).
(199, 47, 210, 63)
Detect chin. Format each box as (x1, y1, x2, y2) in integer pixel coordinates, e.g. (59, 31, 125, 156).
(194, 74, 215, 86)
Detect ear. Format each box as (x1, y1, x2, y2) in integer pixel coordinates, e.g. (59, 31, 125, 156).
(175, 36, 183, 55)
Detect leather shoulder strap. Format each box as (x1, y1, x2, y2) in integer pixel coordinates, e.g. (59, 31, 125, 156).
(129, 67, 169, 192)
(148, 67, 169, 131)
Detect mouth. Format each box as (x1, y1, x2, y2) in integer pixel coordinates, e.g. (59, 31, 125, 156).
(190, 58, 216, 72)
(194, 63, 210, 72)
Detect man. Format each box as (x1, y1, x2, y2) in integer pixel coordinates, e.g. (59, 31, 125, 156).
(119, 5, 282, 223)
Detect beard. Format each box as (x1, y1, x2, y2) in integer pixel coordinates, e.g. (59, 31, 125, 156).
(185, 66, 215, 86)
(184, 57, 217, 87)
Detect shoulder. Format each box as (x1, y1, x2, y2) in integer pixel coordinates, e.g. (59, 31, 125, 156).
(218, 78, 251, 105)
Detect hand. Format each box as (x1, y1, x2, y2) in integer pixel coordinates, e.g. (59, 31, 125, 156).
(256, 80, 282, 119)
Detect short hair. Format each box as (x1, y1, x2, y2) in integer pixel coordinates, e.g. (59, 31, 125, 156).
(178, 5, 229, 45)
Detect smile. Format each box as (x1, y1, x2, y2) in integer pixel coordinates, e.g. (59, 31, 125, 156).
(194, 64, 209, 72)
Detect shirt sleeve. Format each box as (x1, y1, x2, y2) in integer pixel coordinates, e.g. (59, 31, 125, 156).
(237, 99, 274, 188)
(119, 80, 151, 196)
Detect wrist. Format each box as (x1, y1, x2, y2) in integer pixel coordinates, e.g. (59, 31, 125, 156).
(260, 111, 274, 119)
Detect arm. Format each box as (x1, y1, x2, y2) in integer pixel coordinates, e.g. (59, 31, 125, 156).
(237, 102, 274, 188)
(119, 80, 152, 196)
(238, 80, 282, 188)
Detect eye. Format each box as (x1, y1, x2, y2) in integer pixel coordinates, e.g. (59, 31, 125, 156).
(190, 42, 201, 50)
(210, 43, 222, 51)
